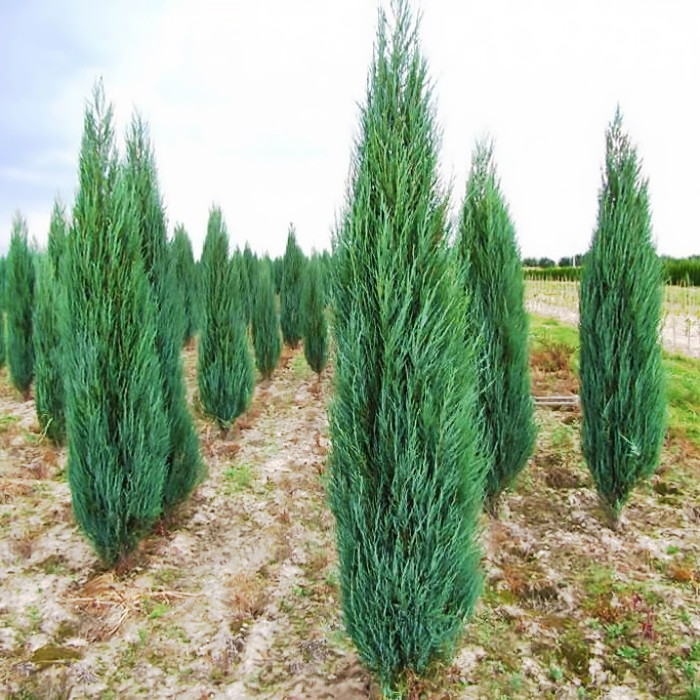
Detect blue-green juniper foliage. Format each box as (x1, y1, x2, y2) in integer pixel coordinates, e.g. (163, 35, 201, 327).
(171, 224, 200, 344)
(6, 213, 35, 397)
(33, 201, 69, 444)
(198, 207, 253, 428)
(456, 141, 535, 514)
(123, 116, 203, 511)
(579, 109, 665, 525)
(280, 225, 305, 347)
(328, 1, 484, 692)
(251, 260, 281, 380)
(303, 255, 328, 375)
(63, 84, 169, 565)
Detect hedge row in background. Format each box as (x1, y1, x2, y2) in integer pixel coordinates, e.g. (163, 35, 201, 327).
(524, 259, 699, 286)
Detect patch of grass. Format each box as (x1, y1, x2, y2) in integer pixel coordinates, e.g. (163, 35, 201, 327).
(223, 462, 253, 492)
(530, 316, 579, 364)
(153, 567, 181, 588)
(529, 315, 700, 453)
(665, 352, 700, 449)
(290, 352, 313, 380)
(558, 626, 591, 682)
(147, 602, 169, 620)
(0, 412, 21, 433)
(548, 665, 564, 682)
(27, 605, 42, 633)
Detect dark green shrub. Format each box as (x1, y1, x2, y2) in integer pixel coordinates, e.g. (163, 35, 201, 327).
(171, 224, 199, 343)
(123, 115, 203, 511)
(579, 109, 665, 525)
(33, 201, 68, 444)
(280, 226, 305, 347)
(328, 2, 484, 692)
(6, 213, 35, 396)
(251, 260, 281, 379)
(456, 141, 535, 514)
(198, 207, 253, 428)
(303, 255, 327, 375)
(63, 85, 169, 565)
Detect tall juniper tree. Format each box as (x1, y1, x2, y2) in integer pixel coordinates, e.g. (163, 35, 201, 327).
(280, 226, 305, 347)
(198, 207, 253, 428)
(303, 255, 328, 375)
(456, 141, 535, 514)
(123, 116, 202, 511)
(0, 257, 6, 368)
(251, 260, 281, 380)
(63, 84, 169, 565)
(6, 213, 35, 397)
(33, 201, 69, 444)
(171, 224, 199, 344)
(579, 109, 665, 526)
(328, 2, 484, 692)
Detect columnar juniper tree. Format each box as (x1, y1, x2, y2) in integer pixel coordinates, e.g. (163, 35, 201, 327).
(171, 224, 199, 344)
(6, 213, 35, 397)
(328, 2, 484, 692)
(251, 261, 281, 379)
(48, 199, 68, 273)
(242, 243, 257, 325)
(272, 256, 284, 295)
(123, 116, 202, 511)
(456, 141, 535, 515)
(280, 226, 305, 347)
(0, 257, 6, 368)
(63, 85, 169, 565)
(198, 207, 253, 428)
(33, 202, 69, 444)
(303, 255, 328, 375)
(579, 109, 665, 526)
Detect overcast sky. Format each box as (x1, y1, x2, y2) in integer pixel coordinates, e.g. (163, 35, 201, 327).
(1, 0, 698, 260)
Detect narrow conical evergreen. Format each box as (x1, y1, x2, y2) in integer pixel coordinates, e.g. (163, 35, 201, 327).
(33, 202, 69, 444)
(123, 115, 202, 511)
(63, 84, 169, 565)
(0, 257, 6, 368)
(171, 224, 199, 344)
(48, 199, 68, 276)
(6, 213, 35, 397)
(303, 255, 328, 375)
(328, 2, 484, 692)
(272, 256, 284, 295)
(579, 109, 665, 525)
(280, 226, 305, 347)
(241, 243, 257, 325)
(456, 141, 535, 514)
(251, 261, 281, 379)
(198, 207, 253, 428)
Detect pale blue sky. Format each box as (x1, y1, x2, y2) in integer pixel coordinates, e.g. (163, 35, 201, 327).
(1, 0, 698, 260)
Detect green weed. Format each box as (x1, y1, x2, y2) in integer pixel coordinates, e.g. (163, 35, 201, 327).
(223, 463, 253, 492)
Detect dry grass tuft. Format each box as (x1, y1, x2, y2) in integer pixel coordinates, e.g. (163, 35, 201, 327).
(228, 571, 268, 618)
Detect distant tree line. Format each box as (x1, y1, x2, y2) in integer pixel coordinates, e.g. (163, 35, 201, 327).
(523, 253, 699, 286)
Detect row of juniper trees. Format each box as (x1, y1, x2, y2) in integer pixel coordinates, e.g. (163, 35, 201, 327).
(328, 0, 664, 693)
(0, 86, 329, 565)
(0, 0, 665, 692)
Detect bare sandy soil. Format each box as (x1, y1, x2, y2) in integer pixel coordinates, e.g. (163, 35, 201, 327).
(0, 339, 698, 698)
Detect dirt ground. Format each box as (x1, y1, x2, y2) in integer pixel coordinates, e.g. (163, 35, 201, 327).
(0, 336, 698, 698)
